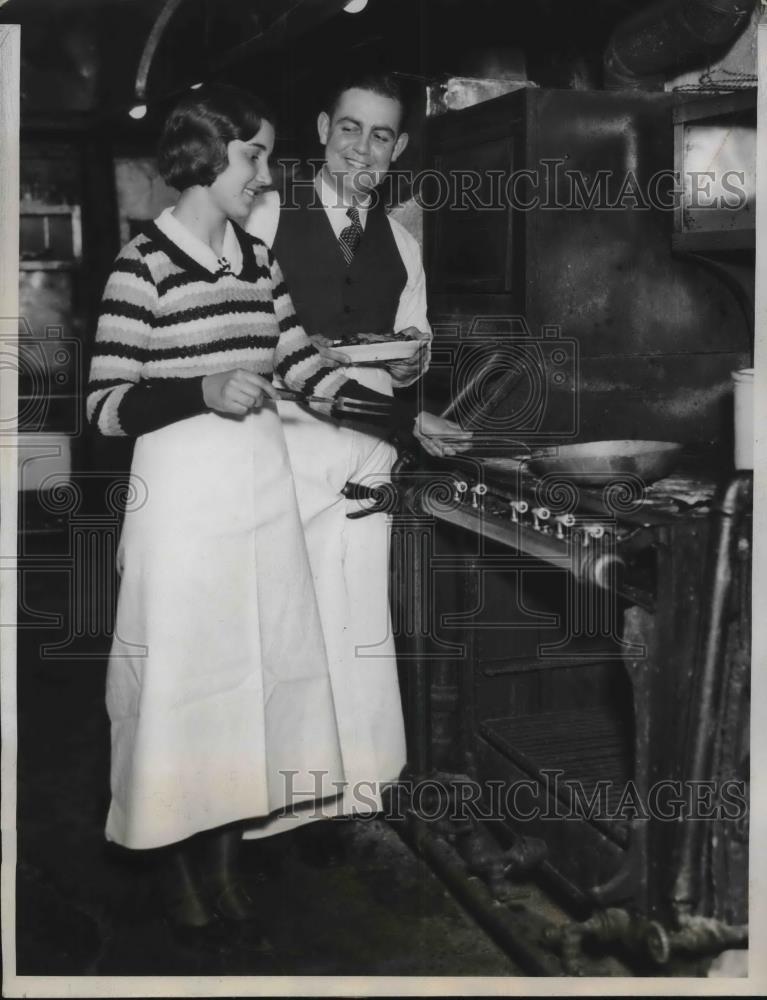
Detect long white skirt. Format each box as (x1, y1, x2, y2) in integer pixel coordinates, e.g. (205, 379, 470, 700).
(105, 406, 344, 850)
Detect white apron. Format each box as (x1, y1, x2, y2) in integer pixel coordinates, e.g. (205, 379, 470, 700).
(244, 370, 407, 840)
(105, 406, 344, 850)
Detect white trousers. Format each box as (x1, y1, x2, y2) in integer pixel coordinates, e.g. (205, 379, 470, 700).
(244, 379, 407, 839)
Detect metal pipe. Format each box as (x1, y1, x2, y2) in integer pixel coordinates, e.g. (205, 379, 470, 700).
(134, 0, 186, 101)
(668, 914, 748, 956)
(671, 473, 752, 914)
(134, 0, 349, 100)
(406, 816, 562, 975)
(545, 907, 747, 972)
(604, 0, 754, 90)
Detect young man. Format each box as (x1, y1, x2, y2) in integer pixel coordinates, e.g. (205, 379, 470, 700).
(245, 73, 469, 851)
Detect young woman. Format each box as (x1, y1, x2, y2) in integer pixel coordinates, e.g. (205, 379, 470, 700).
(88, 83, 470, 945)
(86, 85, 433, 943)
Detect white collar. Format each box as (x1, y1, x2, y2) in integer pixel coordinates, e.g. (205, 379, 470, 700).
(316, 171, 371, 232)
(155, 206, 244, 275)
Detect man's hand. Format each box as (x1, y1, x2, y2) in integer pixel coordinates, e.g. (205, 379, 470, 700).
(202, 369, 280, 416)
(312, 334, 350, 366)
(412, 411, 473, 458)
(387, 327, 431, 385)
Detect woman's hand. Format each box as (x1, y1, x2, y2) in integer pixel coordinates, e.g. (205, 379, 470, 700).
(202, 369, 280, 416)
(413, 411, 473, 458)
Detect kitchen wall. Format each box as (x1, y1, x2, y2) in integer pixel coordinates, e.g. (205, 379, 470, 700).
(19, 142, 84, 499)
(113, 158, 176, 245)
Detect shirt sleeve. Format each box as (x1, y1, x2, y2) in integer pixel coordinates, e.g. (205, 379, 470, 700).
(389, 216, 433, 388)
(86, 246, 207, 437)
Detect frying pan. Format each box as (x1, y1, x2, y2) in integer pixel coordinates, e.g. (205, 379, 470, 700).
(524, 440, 683, 485)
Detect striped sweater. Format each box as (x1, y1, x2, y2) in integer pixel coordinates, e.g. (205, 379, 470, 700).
(87, 222, 404, 438)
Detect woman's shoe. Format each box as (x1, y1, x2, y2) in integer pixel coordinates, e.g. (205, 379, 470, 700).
(157, 842, 230, 949)
(165, 910, 231, 951)
(211, 880, 260, 923)
(202, 830, 273, 949)
(198, 827, 261, 925)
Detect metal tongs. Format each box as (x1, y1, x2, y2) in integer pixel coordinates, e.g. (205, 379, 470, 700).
(276, 387, 393, 419)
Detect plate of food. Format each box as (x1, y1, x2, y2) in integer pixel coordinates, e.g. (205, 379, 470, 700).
(330, 332, 422, 364)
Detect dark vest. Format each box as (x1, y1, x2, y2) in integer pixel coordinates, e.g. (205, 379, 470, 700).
(273, 183, 407, 341)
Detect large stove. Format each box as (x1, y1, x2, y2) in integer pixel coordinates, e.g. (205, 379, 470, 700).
(389, 451, 750, 943)
(387, 79, 753, 972)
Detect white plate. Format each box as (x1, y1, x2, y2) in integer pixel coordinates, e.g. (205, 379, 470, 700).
(340, 339, 421, 363)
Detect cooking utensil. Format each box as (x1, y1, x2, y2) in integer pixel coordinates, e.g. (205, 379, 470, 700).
(276, 387, 393, 419)
(524, 440, 683, 485)
(440, 349, 527, 428)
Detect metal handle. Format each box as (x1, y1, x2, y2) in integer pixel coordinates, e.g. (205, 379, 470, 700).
(277, 388, 392, 418)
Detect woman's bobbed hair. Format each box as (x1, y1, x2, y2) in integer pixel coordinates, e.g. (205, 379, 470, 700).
(158, 85, 274, 191)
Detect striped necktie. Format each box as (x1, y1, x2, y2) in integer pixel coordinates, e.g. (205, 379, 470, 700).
(338, 206, 363, 266)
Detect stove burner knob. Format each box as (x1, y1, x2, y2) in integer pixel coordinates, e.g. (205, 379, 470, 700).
(581, 523, 606, 547)
(510, 499, 528, 523)
(531, 506, 550, 531)
(453, 480, 468, 503)
(554, 513, 575, 539)
(471, 483, 487, 509)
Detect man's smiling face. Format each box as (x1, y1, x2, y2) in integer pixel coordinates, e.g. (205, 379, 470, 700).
(318, 87, 408, 203)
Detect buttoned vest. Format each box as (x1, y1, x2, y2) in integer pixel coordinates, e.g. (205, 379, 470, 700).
(273, 183, 407, 341)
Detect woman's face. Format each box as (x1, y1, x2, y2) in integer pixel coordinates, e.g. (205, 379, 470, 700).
(209, 118, 275, 222)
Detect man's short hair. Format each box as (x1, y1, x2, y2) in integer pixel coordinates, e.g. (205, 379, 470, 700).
(324, 72, 409, 133)
(158, 85, 275, 191)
